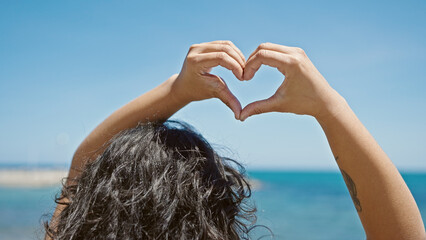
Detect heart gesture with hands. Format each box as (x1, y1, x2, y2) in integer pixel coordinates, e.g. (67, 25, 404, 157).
(173, 40, 344, 122)
(53, 38, 426, 240)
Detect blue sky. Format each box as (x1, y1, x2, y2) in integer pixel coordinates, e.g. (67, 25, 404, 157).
(1, 0, 425, 171)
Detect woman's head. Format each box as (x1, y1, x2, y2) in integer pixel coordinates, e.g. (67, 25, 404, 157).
(45, 120, 257, 239)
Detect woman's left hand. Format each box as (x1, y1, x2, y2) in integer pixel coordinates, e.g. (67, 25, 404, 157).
(172, 40, 245, 119)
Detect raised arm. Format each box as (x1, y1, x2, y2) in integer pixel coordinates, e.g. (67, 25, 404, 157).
(68, 40, 245, 183)
(46, 40, 245, 238)
(239, 43, 425, 239)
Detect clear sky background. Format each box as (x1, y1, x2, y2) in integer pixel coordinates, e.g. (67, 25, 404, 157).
(1, 0, 425, 171)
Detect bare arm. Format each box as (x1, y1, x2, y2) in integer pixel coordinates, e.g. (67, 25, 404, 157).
(317, 97, 424, 239)
(47, 74, 189, 238)
(66, 75, 187, 185)
(46, 40, 245, 238)
(240, 43, 425, 239)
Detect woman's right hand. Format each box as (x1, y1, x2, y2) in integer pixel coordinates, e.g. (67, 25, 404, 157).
(240, 44, 426, 239)
(172, 40, 246, 119)
(239, 43, 346, 122)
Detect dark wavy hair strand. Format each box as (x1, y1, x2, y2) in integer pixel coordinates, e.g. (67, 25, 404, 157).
(44, 120, 261, 240)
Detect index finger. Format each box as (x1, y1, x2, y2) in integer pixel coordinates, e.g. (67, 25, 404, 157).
(243, 49, 295, 80)
(247, 43, 297, 61)
(210, 40, 246, 65)
(196, 52, 244, 80)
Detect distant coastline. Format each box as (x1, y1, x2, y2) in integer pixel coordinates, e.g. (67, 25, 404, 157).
(1, 164, 425, 188)
(0, 168, 263, 190)
(0, 162, 68, 169)
(0, 169, 68, 188)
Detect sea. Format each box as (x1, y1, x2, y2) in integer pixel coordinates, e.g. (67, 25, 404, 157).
(0, 171, 425, 240)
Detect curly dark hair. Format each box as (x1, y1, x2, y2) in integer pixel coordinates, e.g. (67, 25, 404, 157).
(44, 120, 260, 239)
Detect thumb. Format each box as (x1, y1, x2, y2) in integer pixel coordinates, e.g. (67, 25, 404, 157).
(240, 95, 278, 121)
(216, 77, 242, 120)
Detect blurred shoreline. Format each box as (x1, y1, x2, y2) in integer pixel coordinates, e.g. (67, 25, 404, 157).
(1, 166, 425, 189)
(0, 168, 263, 190)
(0, 169, 68, 188)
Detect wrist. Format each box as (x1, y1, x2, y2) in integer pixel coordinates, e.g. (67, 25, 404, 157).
(167, 74, 193, 107)
(315, 90, 350, 125)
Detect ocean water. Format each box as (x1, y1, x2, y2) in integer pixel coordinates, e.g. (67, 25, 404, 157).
(0, 171, 425, 240)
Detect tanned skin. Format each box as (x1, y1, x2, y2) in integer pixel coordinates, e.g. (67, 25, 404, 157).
(240, 42, 425, 239)
(47, 41, 425, 240)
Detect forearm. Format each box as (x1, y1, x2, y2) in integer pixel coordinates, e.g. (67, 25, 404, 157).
(46, 74, 188, 239)
(67, 74, 187, 181)
(237, 42, 425, 238)
(317, 96, 425, 239)
(46, 40, 245, 239)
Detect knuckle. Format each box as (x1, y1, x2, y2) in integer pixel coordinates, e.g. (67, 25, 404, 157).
(221, 44, 232, 53)
(257, 49, 269, 58)
(287, 56, 304, 71)
(222, 40, 232, 45)
(259, 42, 271, 49)
(294, 47, 305, 55)
(258, 43, 267, 49)
(186, 54, 199, 63)
(189, 44, 199, 51)
(295, 55, 304, 65)
(216, 52, 227, 60)
(287, 55, 299, 65)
